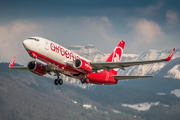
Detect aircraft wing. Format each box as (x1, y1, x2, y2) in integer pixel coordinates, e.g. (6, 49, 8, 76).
(113, 75, 153, 80)
(9, 57, 65, 75)
(10, 66, 28, 70)
(9, 57, 28, 70)
(90, 48, 175, 71)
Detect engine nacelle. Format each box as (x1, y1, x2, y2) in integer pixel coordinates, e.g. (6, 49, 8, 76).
(74, 59, 92, 73)
(27, 61, 46, 76)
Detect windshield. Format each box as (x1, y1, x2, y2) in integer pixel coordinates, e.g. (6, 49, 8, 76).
(27, 38, 39, 41)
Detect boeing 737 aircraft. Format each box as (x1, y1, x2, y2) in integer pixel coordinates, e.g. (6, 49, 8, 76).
(9, 37, 175, 85)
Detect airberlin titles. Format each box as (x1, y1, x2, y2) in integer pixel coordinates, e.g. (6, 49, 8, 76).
(50, 42, 92, 73)
(50, 43, 79, 61)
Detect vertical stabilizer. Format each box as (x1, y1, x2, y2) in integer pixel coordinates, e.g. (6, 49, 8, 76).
(106, 40, 125, 75)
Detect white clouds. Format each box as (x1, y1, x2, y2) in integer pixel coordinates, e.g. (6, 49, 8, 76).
(88, 17, 117, 42)
(124, 18, 171, 54)
(36, 16, 119, 52)
(0, 15, 178, 64)
(0, 17, 118, 64)
(166, 10, 179, 25)
(101, 16, 109, 22)
(0, 1, 179, 57)
(131, 19, 165, 43)
(0, 20, 38, 63)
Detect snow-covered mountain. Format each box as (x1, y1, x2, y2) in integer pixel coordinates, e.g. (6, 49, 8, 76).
(119, 48, 180, 79)
(69, 45, 180, 79)
(68, 44, 109, 62)
(49, 44, 180, 88)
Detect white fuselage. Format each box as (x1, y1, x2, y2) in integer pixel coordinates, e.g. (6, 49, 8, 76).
(23, 37, 90, 66)
(23, 37, 91, 78)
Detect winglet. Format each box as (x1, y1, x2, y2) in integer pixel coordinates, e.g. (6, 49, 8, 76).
(9, 57, 15, 68)
(162, 48, 175, 61)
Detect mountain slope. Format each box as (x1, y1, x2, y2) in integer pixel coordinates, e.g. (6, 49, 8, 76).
(0, 63, 140, 120)
(119, 48, 180, 78)
(1, 62, 180, 120)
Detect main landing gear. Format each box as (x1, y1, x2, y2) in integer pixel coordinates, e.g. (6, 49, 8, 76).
(54, 72, 63, 85)
(81, 76, 89, 84)
(54, 79, 63, 85)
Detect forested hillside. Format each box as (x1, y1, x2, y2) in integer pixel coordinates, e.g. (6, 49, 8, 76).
(0, 63, 180, 120)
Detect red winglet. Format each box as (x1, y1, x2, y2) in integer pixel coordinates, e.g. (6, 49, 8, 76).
(9, 57, 15, 68)
(162, 48, 175, 61)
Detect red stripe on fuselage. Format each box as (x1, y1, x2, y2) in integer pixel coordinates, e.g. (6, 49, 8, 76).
(26, 50, 83, 77)
(26, 50, 117, 85)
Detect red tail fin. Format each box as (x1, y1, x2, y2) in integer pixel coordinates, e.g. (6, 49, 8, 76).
(106, 40, 125, 75)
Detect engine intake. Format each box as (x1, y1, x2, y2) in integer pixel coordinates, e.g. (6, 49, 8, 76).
(27, 61, 46, 76)
(74, 59, 92, 73)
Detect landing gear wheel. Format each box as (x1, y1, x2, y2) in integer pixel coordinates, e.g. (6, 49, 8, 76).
(54, 71, 63, 85)
(59, 79, 63, 85)
(54, 79, 59, 85)
(81, 79, 85, 84)
(85, 79, 89, 84)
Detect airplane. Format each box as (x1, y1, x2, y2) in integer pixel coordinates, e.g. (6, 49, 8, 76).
(9, 37, 175, 85)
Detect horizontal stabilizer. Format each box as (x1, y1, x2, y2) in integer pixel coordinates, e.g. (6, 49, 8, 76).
(113, 75, 153, 80)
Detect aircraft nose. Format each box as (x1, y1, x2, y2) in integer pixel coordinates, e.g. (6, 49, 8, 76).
(22, 40, 29, 49)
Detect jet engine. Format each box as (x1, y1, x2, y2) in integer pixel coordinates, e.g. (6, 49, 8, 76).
(27, 61, 46, 76)
(73, 59, 92, 73)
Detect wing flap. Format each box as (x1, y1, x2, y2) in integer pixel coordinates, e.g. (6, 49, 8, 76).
(114, 75, 153, 80)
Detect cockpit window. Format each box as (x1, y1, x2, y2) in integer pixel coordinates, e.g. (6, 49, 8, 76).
(27, 38, 39, 41)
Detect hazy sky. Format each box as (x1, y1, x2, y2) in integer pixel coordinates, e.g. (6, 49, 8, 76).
(0, 0, 180, 64)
